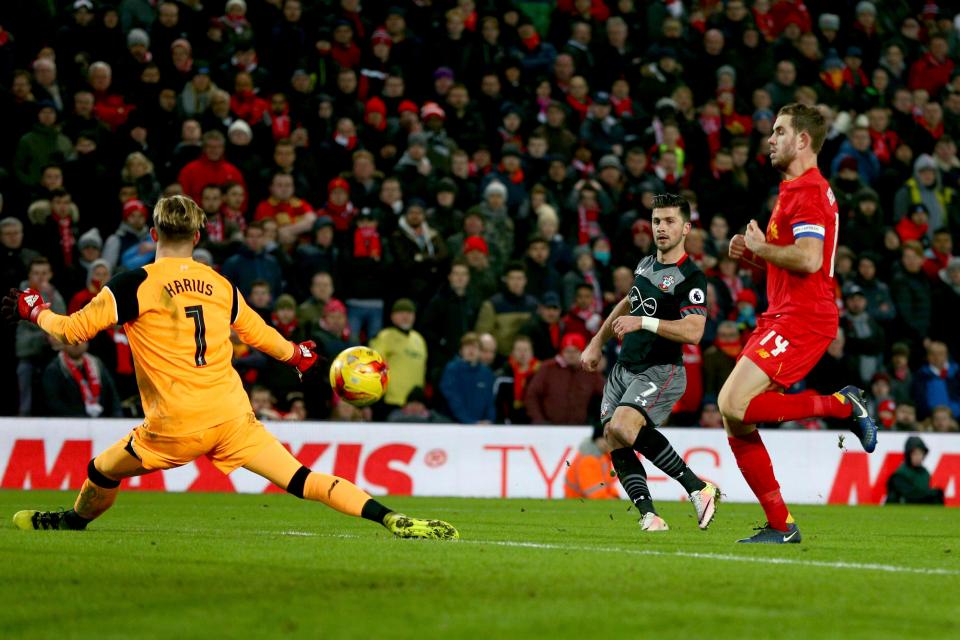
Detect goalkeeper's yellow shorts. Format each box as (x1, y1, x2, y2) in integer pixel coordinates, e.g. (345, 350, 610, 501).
(103, 412, 275, 474)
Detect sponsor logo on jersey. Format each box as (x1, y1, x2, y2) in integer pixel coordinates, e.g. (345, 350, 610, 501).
(658, 275, 675, 291)
(689, 288, 705, 304)
(600, 402, 610, 418)
(768, 221, 779, 241)
(629, 286, 658, 316)
(755, 348, 771, 359)
(25, 295, 39, 307)
(827, 187, 836, 206)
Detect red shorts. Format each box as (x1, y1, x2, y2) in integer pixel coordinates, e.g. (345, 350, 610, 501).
(739, 316, 834, 388)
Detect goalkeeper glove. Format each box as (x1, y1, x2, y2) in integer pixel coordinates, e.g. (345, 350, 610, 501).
(2, 288, 50, 324)
(287, 340, 319, 378)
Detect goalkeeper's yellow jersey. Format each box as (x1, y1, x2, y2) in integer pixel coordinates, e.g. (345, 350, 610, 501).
(37, 256, 294, 435)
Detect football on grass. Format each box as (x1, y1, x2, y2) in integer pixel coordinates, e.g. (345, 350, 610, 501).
(329, 346, 389, 407)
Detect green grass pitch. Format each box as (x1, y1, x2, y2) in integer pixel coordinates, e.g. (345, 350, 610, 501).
(1, 491, 958, 640)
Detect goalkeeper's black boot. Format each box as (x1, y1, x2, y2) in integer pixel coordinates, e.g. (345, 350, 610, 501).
(12, 509, 87, 530)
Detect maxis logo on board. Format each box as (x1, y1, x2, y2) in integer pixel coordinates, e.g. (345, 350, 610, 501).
(0, 440, 422, 495)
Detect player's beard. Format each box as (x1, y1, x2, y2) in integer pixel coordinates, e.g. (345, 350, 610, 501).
(770, 142, 796, 171)
(656, 232, 684, 255)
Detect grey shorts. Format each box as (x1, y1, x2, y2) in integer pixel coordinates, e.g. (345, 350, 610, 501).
(599, 362, 687, 427)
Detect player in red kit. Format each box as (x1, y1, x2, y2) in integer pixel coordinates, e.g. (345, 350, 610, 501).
(719, 104, 878, 544)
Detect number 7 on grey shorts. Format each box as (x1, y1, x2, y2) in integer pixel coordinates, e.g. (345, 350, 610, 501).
(599, 362, 687, 427)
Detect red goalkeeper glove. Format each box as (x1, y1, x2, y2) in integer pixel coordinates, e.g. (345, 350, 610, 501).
(2, 288, 50, 324)
(287, 340, 318, 378)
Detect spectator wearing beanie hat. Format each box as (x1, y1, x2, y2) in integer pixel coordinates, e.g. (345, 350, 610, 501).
(317, 176, 357, 234)
(524, 332, 604, 425)
(467, 181, 514, 261)
(102, 199, 150, 271)
(848, 1, 881, 68)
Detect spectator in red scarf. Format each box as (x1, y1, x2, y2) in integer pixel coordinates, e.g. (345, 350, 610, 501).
(29, 189, 79, 279)
(41, 341, 120, 417)
(867, 107, 899, 165)
(231, 71, 270, 125)
(566, 75, 592, 123)
(270, 293, 299, 339)
(896, 203, 930, 244)
(319, 177, 357, 234)
(495, 334, 540, 424)
(909, 35, 954, 98)
(330, 19, 362, 70)
(68, 258, 110, 314)
(177, 130, 246, 203)
(562, 282, 603, 341)
(220, 181, 247, 228)
(922, 227, 953, 279)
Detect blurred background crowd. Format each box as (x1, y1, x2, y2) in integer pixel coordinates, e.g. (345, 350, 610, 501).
(1, 0, 959, 432)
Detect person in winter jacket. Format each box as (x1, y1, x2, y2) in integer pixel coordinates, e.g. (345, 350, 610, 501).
(103, 199, 151, 271)
(525, 332, 604, 425)
(475, 261, 539, 357)
(177, 130, 246, 204)
(893, 154, 955, 243)
(388, 200, 450, 309)
(913, 340, 960, 420)
(13, 102, 75, 187)
(41, 341, 121, 418)
(419, 260, 480, 384)
(221, 221, 283, 297)
(885, 436, 945, 505)
(439, 332, 496, 424)
(370, 298, 427, 413)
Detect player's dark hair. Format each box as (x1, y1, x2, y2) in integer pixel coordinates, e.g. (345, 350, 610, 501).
(49, 188, 70, 200)
(651, 193, 692, 222)
(778, 103, 827, 154)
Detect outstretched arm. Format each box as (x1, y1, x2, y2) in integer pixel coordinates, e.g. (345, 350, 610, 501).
(36, 287, 119, 345)
(231, 290, 296, 362)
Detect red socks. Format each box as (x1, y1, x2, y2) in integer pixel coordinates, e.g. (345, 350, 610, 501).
(743, 391, 852, 425)
(728, 431, 791, 531)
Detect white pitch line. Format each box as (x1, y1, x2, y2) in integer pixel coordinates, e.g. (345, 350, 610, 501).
(460, 539, 960, 577)
(261, 531, 960, 577)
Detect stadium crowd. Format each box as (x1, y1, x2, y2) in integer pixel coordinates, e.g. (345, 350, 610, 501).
(1, 0, 959, 431)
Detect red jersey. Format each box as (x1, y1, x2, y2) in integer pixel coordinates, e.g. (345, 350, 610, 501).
(764, 167, 839, 338)
(253, 197, 314, 226)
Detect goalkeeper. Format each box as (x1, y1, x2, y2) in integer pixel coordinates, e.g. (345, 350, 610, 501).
(5, 195, 458, 540)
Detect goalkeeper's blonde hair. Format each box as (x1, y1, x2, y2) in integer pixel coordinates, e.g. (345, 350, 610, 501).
(153, 195, 207, 241)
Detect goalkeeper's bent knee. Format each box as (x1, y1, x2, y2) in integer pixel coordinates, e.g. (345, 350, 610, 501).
(87, 459, 121, 489)
(285, 465, 311, 499)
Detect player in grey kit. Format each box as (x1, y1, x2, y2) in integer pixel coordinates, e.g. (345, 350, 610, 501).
(581, 194, 718, 531)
